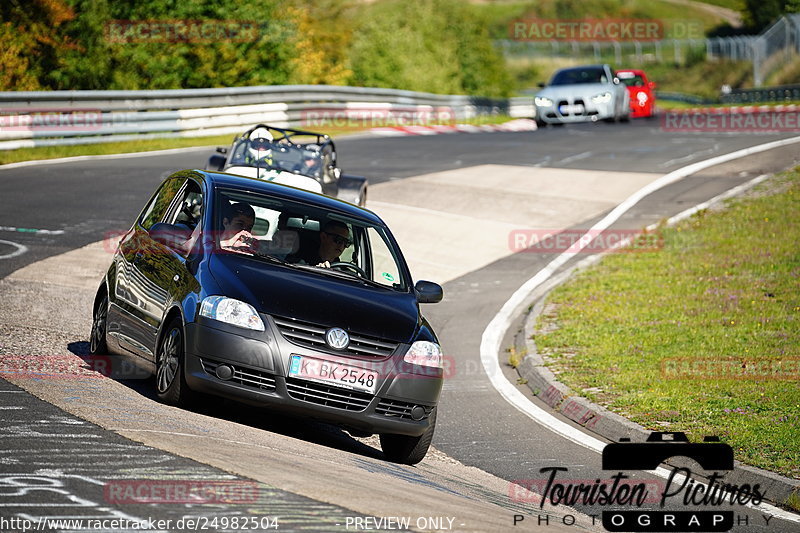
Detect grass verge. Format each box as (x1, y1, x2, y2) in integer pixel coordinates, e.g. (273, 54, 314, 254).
(0, 115, 516, 166)
(533, 168, 800, 480)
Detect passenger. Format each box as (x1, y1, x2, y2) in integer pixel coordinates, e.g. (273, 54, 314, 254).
(220, 202, 256, 252)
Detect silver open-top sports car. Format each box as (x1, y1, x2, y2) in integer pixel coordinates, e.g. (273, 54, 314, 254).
(207, 124, 368, 206)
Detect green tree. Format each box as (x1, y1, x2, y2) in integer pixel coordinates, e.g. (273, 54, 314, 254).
(348, 0, 511, 97)
(742, 0, 794, 31)
(103, 0, 296, 89)
(287, 0, 353, 85)
(0, 0, 77, 90)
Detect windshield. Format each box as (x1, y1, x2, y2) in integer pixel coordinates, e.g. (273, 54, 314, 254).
(215, 188, 408, 290)
(227, 138, 324, 180)
(618, 73, 646, 87)
(550, 67, 608, 86)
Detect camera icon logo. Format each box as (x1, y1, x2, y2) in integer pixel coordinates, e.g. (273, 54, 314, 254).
(602, 431, 734, 471)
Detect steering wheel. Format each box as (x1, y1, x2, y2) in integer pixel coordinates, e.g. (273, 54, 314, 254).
(329, 261, 368, 278)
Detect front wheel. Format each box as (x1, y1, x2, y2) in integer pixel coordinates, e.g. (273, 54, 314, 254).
(156, 318, 194, 406)
(89, 293, 109, 355)
(380, 409, 436, 465)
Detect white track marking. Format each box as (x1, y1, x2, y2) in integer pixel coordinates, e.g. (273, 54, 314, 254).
(481, 136, 800, 523)
(0, 240, 28, 260)
(0, 226, 65, 235)
(0, 146, 211, 171)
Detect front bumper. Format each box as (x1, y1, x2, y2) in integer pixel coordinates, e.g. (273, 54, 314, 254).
(535, 100, 614, 123)
(183, 317, 442, 437)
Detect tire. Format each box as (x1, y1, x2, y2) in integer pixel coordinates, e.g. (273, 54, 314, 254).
(155, 317, 194, 406)
(379, 409, 436, 465)
(89, 292, 109, 355)
(535, 119, 547, 128)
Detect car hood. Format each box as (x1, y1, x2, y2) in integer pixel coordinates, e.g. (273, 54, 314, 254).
(208, 253, 420, 343)
(537, 83, 616, 100)
(224, 166, 323, 194)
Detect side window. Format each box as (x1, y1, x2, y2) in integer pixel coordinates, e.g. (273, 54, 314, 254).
(366, 227, 401, 288)
(168, 180, 203, 230)
(139, 179, 186, 231)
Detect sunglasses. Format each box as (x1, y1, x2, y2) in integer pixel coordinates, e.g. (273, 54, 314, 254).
(324, 232, 352, 247)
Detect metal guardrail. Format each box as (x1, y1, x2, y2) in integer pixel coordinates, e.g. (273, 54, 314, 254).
(721, 84, 800, 104)
(655, 91, 719, 105)
(656, 85, 800, 106)
(0, 85, 535, 150)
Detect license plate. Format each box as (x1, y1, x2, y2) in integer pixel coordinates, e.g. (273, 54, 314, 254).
(288, 355, 378, 394)
(559, 104, 584, 115)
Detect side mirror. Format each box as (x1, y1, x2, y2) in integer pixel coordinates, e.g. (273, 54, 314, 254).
(537, 82, 546, 88)
(649, 81, 657, 89)
(613, 77, 620, 85)
(415, 280, 443, 304)
(206, 154, 226, 171)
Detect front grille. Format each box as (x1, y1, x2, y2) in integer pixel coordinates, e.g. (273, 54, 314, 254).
(376, 399, 433, 420)
(285, 378, 372, 411)
(272, 316, 398, 358)
(200, 358, 276, 391)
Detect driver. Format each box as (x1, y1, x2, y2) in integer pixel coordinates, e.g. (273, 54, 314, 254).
(245, 127, 274, 166)
(295, 152, 321, 176)
(288, 220, 351, 267)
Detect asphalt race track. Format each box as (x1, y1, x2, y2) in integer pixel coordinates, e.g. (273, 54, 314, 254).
(1, 119, 799, 532)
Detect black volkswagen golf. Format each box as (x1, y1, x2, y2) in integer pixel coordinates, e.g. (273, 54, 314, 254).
(90, 169, 444, 464)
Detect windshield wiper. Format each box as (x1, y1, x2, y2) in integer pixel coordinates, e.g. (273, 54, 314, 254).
(305, 265, 390, 289)
(251, 251, 294, 267)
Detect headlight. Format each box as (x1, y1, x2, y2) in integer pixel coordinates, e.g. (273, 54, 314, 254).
(403, 341, 442, 369)
(534, 96, 553, 107)
(591, 92, 612, 104)
(199, 296, 264, 331)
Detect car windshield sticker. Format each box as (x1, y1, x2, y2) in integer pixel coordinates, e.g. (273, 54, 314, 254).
(382, 272, 395, 282)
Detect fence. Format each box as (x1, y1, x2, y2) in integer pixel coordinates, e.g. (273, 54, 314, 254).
(498, 38, 706, 66)
(498, 15, 800, 87)
(0, 85, 535, 151)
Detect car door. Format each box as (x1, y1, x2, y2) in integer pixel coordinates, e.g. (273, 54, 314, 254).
(110, 176, 202, 359)
(130, 177, 204, 359)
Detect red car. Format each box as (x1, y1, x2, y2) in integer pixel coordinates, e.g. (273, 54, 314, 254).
(616, 69, 656, 118)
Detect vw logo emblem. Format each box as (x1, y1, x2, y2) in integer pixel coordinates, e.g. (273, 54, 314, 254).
(325, 327, 350, 350)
